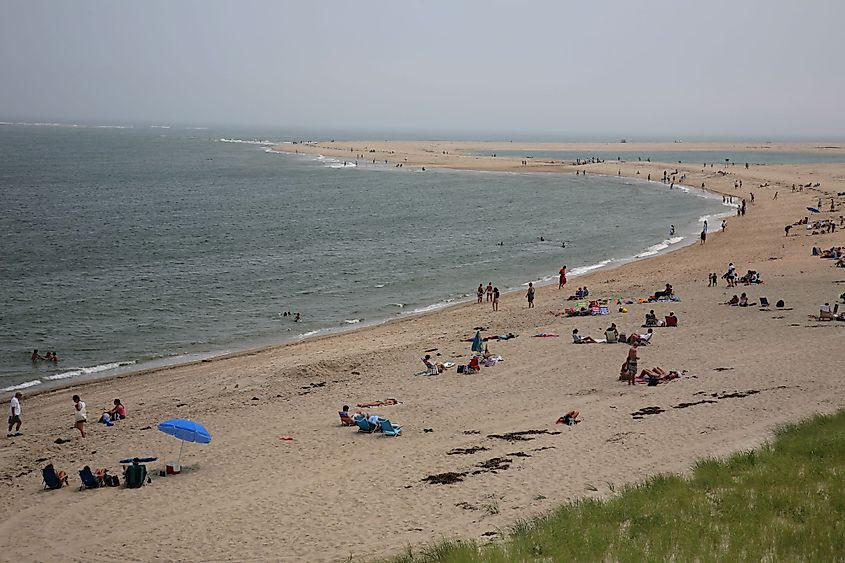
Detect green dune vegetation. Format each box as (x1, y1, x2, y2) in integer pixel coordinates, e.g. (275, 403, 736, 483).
(392, 411, 845, 562)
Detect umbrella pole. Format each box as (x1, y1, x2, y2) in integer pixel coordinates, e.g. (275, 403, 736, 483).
(177, 440, 185, 467)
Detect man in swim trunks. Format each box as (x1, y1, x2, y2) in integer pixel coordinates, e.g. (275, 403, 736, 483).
(627, 343, 639, 385)
(558, 266, 567, 289)
(486, 282, 493, 302)
(526, 282, 535, 308)
(477, 284, 484, 304)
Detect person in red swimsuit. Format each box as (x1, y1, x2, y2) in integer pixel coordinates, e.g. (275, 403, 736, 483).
(558, 265, 567, 289)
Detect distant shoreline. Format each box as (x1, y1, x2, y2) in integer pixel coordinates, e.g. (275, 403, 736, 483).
(3, 152, 729, 399)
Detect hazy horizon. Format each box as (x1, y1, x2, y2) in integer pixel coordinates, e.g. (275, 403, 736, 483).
(2, 0, 843, 140)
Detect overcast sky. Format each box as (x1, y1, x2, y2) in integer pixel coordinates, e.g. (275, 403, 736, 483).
(1, 0, 843, 140)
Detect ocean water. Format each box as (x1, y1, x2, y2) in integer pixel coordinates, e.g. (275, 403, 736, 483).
(0, 125, 728, 392)
(467, 149, 845, 165)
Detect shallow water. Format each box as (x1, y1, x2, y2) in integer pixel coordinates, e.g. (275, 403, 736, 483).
(0, 125, 727, 391)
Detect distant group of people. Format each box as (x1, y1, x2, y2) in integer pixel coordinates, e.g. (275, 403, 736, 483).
(31, 349, 59, 363)
(7, 391, 127, 439)
(477, 282, 500, 311)
(282, 311, 302, 322)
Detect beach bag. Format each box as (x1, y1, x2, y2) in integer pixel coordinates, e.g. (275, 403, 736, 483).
(106, 474, 120, 487)
(457, 365, 465, 373)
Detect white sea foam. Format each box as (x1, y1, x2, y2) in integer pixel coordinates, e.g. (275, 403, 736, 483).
(390, 303, 405, 308)
(410, 302, 452, 315)
(219, 138, 273, 145)
(569, 260, 614, 277)
(636, 236, 684, 258)
(2, 379, 42, 392)
(374, 284, 385, 288)
(300, 330, 322, 338)
(43, 361, 137, 381)
(343, 319, 362, 324)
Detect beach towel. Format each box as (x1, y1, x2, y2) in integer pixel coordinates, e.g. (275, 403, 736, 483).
(533, 333, 559, 337)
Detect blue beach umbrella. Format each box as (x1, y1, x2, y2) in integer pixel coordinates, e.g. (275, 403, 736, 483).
(471, 330, 484, 353)
(158, 418, 212, 467)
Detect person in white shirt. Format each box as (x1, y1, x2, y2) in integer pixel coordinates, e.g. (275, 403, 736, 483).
(73, 394, 87, 438)
(7, 392, 22, 437)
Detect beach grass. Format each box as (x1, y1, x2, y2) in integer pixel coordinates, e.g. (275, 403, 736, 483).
(390, 411, 845, 562)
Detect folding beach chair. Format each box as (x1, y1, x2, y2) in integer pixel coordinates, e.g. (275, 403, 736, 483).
(356, 417, 376, 433)
(42, 466, 65, 490)
(380, 419, 402, 437)
(78, 467, 102, 490)
(124, 464, 147, 489)
(605, 330, 618, 344)
(759, 297, 770, 308)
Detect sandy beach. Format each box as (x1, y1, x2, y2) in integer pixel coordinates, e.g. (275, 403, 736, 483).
(2, 142, 845, 562)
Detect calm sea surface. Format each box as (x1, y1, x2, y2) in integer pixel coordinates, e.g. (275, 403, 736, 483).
(0, 125, 727, 392)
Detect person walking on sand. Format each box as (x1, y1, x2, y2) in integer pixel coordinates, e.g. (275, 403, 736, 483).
(7, 392, 22, 437)
(627, 342, 639, 385)
(527, 282, 535, 308)
(558, 266, 567, 289)
(477, 284, 484, 304)
(721, 219, 727, 232)
(73, 394, 87, 438)
(485, 282, 493, 303)
(700, 229, 707, 245)
(492, 287, 500, 311)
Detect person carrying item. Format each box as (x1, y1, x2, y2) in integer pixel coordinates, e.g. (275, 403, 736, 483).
(73, 395, 87, 438)
(7, 392, 22, 437)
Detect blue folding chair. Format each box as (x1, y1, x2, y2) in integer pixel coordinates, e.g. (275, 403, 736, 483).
(380, 419, 402, 437)
(356, 417, 376, 433)
(42, 465, 66, 490)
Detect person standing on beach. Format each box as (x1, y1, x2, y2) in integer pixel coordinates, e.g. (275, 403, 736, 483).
(73, 395, 87, 438)
(721, 219, 727, 232)
(700, 229, 707, 245)
(669, 225, 675, 237)
(477, 284, 484, 304)
(492, 287, 500, 311)
(627, 343, 639, 385)
(7, 392, 22, 437)
(703, 219, 708, 233)
(558, 266, 567, 289)
(486, 282, 493, 303)
(527, 282, 535, 308)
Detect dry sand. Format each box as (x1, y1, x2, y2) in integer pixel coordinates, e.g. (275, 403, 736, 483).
(2, 142, 845, 562)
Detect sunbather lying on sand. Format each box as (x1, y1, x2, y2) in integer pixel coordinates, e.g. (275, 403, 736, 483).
(556, 410, 581, 425)
(637, 367, 681, 384)
(356, 399, 399, 408)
